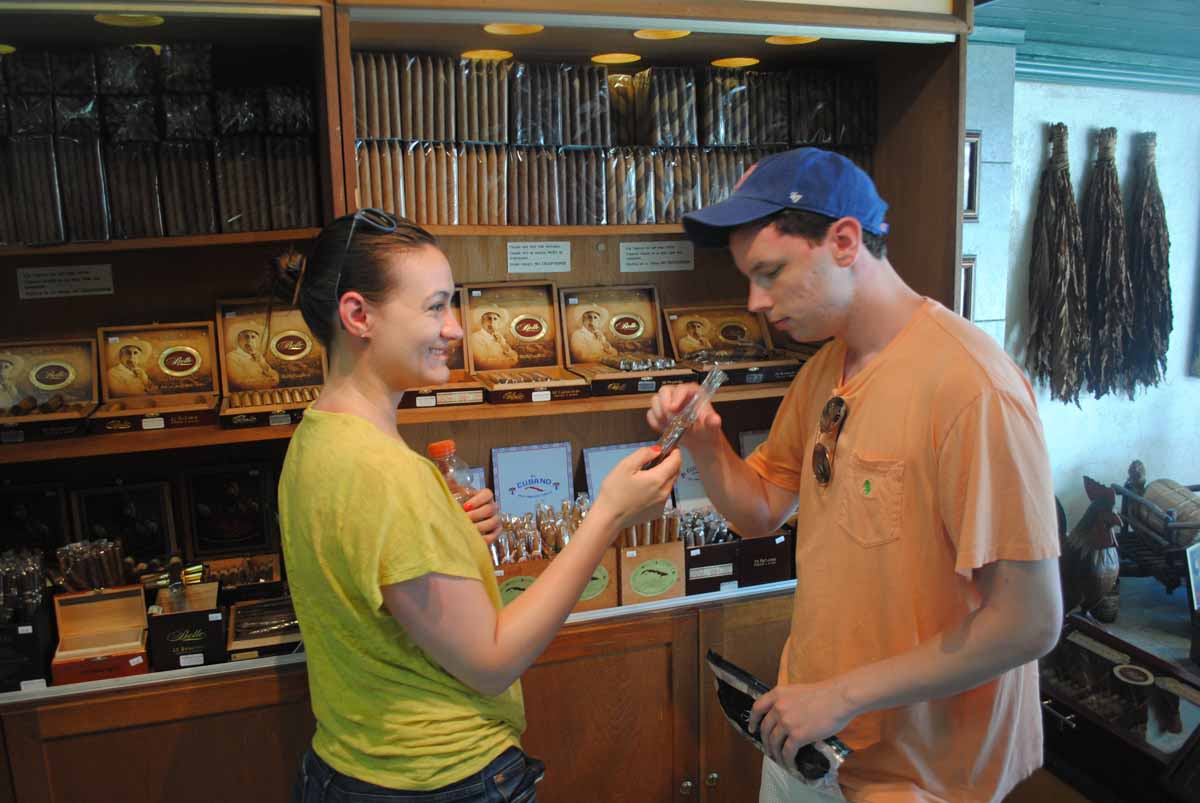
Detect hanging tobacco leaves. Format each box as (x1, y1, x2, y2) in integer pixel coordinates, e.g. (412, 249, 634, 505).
(1127, 132, 1172, 390)
(1082, 127, 1134, 400)
(1026, 122, 1089, 405)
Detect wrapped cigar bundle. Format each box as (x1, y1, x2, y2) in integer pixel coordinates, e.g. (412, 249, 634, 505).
(54, 95, 101, 137)
(606, 73, 637, 146)
(402, 54, 458, 142)
(380, 141, 460, 225)
(604, 147, 639, 225)
(355, 140, 405, 217)
(8, 136, 66, 244)
(699, 146, 786, 207)
(217, 88, 267, 136)
(8, 50, 52, 94)
(267, 136, 320, 229)
(352, 51, 403, 139)
(699, 68, 750, 146)
(506, 146, 560, 225)
(834, 72, 877, 145)
(492, 495, 592, 566)
(561, 64, 611, 147)
(161, 43, 213, 93)
(0, 550, 46, 624)
(52, 51, 98, 95)
(55, 539, 127, 592)
(790, 68, 836, 145)
(747, 71, 790, 145)
(557, 148, 606, 225)
(633, 67, 698, 147)
(510, 62, 563, 146)
(159, 141, 217, 235)
(56, 136, 111, 242)
(163, 93, 215, 140)
(103, 95, 160, 142)
(457, 58, 509, 144)
(653, 147, 703, 223)
(215, 135, 271, 232)
(9, 94, 53, 135)
(266, 86, 314, 136)
(106, 141, 164, 238)
(98, 46, 158, 95)
(458, 143, 507, 225)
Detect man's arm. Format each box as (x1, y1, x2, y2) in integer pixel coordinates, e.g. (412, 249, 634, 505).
(750, 556, 1063, 766)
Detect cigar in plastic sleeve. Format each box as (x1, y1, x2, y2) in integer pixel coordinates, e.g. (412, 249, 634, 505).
(637, 519, 653, 546)
(644, 367, 729, 468)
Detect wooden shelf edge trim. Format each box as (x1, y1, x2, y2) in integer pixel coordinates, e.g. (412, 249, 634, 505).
(0, 229, 323, 259)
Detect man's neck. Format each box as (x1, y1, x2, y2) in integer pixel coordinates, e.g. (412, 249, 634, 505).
(838, 260, 924, 383)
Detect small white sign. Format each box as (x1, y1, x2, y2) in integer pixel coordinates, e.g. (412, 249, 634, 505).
(507, 241, 571, 274)
(208, 613, 223, 621)
(179, 653, 205, 667)
(492, 441, 573, 518)
(619, 241, 694, 273)
(17, 264, 113, 300)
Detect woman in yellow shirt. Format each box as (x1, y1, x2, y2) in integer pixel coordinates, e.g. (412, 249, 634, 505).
(275, 209, 680, 803)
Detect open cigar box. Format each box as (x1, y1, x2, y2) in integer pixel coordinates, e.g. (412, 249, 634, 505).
(663, 305, 801, 386)
(463, 281, 588, 404)
(91, 322, 220, 433)
(559, 285, 693, 396)
(216, 298, 327, 427)
(226, 595, 300, 661)
(148, 581, 226, 670)
(51, 584, 149, 686)
(206, 552, 284, 607)
(0, 338, 99, 444)
(400, 288, 485, 409)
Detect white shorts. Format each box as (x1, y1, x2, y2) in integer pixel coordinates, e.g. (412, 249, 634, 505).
(759, 756, 846, 803)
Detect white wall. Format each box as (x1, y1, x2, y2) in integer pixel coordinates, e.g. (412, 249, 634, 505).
(1003, 81, 1200, 523)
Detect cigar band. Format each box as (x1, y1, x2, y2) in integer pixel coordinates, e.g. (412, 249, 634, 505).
(716, 320, 750, 344)
(159, 346, 202, 377)
(270, 330, 313, 361)
(510, 314, 548, 342)
(609, 313, 645, 340)
(30, 361, 76, 392)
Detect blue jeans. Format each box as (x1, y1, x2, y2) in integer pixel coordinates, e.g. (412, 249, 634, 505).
(294, 747, 544, 803)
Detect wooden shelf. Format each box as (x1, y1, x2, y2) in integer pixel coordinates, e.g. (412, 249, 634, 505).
(424, 224, 685, 237)
(0, 383, 788, 465)
(0, 229, 322, 259)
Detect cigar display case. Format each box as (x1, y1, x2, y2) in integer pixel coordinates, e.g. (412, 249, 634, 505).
(559, 285, 692, 396)
(206, 552, 284, 607)
(1040, 615, 1200, 802)
(51, 585, 149, 686)
(182, 464, 277, 560)
(400, 288, 485, 409)
(92, 323, 219, 433)
(463, 282, 587, 404)
(663, 305, 801, 385)
(147, 582, 225, 671)
(0, 339, 98, 444)
(215, 298, 326, 427)
(226, 595, 300, 661)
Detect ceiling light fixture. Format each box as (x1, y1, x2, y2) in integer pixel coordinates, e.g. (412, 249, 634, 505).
(461, 49, 514, 61)
(766, 35, 821, 45)
(94, 13, 166, 28)
(711, 57, 759, 68)
(0, 44, 15, 55)
(591, 52, 641, 65)
(633, 29, 691, 40)
(483, 23, 544, 36)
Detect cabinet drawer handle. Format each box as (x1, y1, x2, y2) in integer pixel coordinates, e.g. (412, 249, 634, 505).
(706, 772, 719, 787)
(680, 779, 695, 796)
(1042, 698, 1077, 729)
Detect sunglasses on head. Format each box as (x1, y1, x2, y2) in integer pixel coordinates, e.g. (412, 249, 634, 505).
(812, 396, 849, 486)
(330, 208, 399, 307)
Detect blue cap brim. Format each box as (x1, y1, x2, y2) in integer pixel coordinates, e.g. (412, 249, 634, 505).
(682, 197, 786, 248)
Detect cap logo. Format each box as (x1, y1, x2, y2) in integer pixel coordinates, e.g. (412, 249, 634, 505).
(789, 192, 803, 203)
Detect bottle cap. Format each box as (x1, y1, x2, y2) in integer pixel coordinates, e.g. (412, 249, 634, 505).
(427, 439, 457, 459)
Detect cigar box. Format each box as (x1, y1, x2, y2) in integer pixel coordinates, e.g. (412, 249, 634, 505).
(618, 540, 685, 606)
(206, 552, 284, 607)
(216, 297, 326, 427)
(399, 288, 485, 409)
(663, 305, 801, 386)
(51, 585, 149, 686)
(464, 282, 588, 404)
(0, 339, 98, 444)
(575, 547, 619, 613)
(737, 529, 796, 587)
(226, 595, 300, 661)
(684, 540, 740, 596)
(148, 582, 226, 670)
(559, 285, 693, 396)
(493, 557, 550, 606)
(92, 323, 220, 434)
(0, 599, 56, 692)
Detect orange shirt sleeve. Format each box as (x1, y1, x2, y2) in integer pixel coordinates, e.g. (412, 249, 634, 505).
(936, 388, 1060, 577)
(744, 378, 812, 493)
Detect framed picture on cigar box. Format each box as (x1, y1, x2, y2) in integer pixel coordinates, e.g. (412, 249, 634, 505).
(559, 285, 693, 396)
(92, 322, 220, 433)
(181, 463, 277, 560)
(0, 483, 71, 554)
(0, 338, 98, 444)
(492, 441, 573, 519)
(215, 297, 327, 427)
(70, 481, 177, 564)
(464, 282, 588, 404)
(400, 287, 485, 410)
(663, 304, 800, 385)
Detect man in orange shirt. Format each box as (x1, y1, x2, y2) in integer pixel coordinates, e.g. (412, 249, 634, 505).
(648, 148, 1061, 802)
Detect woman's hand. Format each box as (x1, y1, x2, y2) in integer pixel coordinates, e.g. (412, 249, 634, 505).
(646, 383, 724, 453)
(462, 487, 502, 544)
(595, 446, 682, 531)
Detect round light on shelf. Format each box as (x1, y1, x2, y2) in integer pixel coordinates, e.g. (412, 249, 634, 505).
(591, 52, 641, 65)
(765, 35, 821, 45)
(633, 29, 691, 40)
(710, 57, 759, 69)
(133, 43, 162, 56)
(0, 44, 15, 55)
(483, 23, 544, 36)
(94, 13, 165, 28)
(461, 49, 514, 61)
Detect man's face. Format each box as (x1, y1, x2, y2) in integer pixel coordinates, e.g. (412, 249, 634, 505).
(120, 346, 142, 370)
(482, 313, 500, 334)
(583, 311, 601, 332)
(0, 361, 12, 380)
(686, 322, 704, 338)
(239, 331, 260, 354)
(731, 222, 851, 343)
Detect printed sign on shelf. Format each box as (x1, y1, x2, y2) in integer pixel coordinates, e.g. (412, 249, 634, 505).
(492, 441, 573, 518)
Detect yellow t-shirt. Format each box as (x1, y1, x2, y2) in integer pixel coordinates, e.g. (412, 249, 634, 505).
(746, 300, 1058, 803)
(279, 408, 525, 790)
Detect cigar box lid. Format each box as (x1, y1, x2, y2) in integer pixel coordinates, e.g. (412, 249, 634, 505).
(54, 585, 149, 641)
(462, 281, 565, 376)
(153, 581, 219, 615)
(97, 322, 219, 404)
(662, 304, 773, 362)
(215, 298, 328, 397)
(0, 337, 99, 409)
(558, 284, 666, 369)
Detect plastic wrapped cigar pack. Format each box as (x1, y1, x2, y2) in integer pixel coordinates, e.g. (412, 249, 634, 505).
(163, 93, 215, 140)
(457, 58, 509, 144)
(215, 135, 271, 232)
(835, 72, 877, 145)
(604, 147, 639, 225)
(606, 73, 636, 146)
(560, 64, 610, 147)
(457, 143, 507, 226)
(98, 46, 158, 95)
(56, 136, 111, 242)
(699, 69, 750, 146)
(54, 95, 101, 137)
(103, 95, 160, 142)
(355, 140, 403, 218)
(51, 51, 98, 95)
(0, 338, 99, 443)
(9, 94, 53, 135)
(396, 141, 459, 225)
(352, 51, 405, 140)
(6, 136, 66, 245)
(216, 88, 267, 136)
(557, 148, 606, 225)
(506, 147, 560, 226)
(161, 43, 213, 93)
(266, 136, 319, 229)
(510, 62, 563, 146)
(159, 141, 217, 236)
(746, 71, 790, 145)
(653, 147, 702, 224)
(790, 69, 836, 145)
(633, 67, 698, 147)
(8, 51, 52, 94)
(105, 141, 164, 239)
(699, 146, 786, 207)
(266, 86, 314, 136)
(356, 53, 460, 142)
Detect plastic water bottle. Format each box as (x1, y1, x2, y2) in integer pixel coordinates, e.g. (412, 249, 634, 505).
(427, 440, 477, 504)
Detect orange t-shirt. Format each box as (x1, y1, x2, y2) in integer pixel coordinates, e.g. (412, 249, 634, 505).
(746, 299, 1059, 803)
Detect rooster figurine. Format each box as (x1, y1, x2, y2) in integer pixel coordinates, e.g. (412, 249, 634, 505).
(1060, 476, 1122, 622)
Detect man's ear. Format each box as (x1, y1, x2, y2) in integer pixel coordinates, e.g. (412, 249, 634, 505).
(828, 217, 863, 267)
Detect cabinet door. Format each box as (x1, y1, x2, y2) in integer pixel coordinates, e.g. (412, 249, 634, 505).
(698, 592, 793, 803)
(521, 610, 700, 802)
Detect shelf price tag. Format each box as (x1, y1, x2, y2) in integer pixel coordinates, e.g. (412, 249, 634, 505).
(506, 241, 571, 274)
(619, 241, 693, 273)
(17, 264, 113, 300)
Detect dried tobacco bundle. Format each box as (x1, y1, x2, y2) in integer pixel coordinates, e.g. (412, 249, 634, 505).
(1127, 132, 1172, 389)
(1082, 127, 1133, 399)
(1026, 122, 1089, 404)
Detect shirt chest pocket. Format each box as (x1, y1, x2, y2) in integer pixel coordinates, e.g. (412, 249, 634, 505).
(836, 452, 905, 548)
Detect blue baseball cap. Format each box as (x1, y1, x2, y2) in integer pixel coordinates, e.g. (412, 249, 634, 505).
(682, 147, 889, 247)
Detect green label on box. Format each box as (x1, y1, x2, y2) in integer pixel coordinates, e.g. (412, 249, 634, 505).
(631, 559, 679, 597)
(580, 565, 610, 601)
(500, 575, 536, 605)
